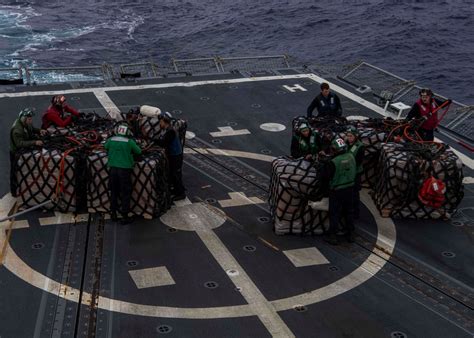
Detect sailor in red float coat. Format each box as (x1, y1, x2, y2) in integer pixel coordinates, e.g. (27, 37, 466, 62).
(42, 95, 80, 129)
(407, 88, 448, 141)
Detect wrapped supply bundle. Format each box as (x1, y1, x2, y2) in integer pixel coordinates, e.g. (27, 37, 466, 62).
(374, 143, 463, 219)
(269, 157, 328, 235)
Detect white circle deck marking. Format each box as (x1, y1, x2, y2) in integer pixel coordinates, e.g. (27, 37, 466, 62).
(160, 203, 226, 231)
(0, 149, 396, 320)
(185, 131, 195, 139)
(260, 123, 286, 132)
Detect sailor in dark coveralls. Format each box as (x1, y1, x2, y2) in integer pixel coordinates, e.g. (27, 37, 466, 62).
(9, 108, 46, 197)
(307, 82, 343, 118)
(105, 122, 142, 224)
(156, 112, 186, 201)
(322, 137, 357, 245)
(345, 126, 365, 219)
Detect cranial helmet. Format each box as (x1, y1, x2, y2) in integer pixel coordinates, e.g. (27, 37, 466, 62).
(299, 123, 310, 132)
(346, 125, 359, 137)
(51, 95, 66, 106)
(115, 122, 131, 137)
(158, 111, 172, 123)
(331, 137, 347, 153)
(19, 107, 35, 121)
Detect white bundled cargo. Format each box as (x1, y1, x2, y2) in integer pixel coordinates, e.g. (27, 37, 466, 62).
(269, 157, 328, 235)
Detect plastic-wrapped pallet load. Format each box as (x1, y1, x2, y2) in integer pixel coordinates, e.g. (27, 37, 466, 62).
(16, 149, 76, 212)
(269, 157, 328, 235)
(374, 143, 463, 219)
(87, 149, 171, 219)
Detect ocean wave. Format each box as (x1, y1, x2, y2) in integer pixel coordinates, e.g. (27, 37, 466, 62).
(0, 1, 472, 103)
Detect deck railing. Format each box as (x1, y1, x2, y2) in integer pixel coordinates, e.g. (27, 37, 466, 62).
(1, 56, 470, 142)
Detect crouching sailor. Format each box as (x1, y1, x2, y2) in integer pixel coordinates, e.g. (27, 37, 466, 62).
(322, 138, 357, 245)
(10, 108, 46, 197)
(42, 95, 82, 129)
(290, 123, 320, 160)
(105, 122, 142, 225)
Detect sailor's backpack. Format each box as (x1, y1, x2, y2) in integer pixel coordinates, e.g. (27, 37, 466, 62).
(418, 176, 446, 209)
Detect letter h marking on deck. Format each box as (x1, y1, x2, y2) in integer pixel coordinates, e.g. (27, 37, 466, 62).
(282, 84, 307, 93)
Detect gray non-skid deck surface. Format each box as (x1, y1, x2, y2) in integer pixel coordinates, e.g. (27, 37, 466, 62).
(0, 74, 472, 337)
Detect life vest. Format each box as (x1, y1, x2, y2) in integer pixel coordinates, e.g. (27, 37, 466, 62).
(416, 99, 438, 130)
(349, 140, 364, 174)
(298, 130, 319, 155)
(318, 93, 338, 116)
(418, 176, 446, 209)
(329, 152, 356, 190)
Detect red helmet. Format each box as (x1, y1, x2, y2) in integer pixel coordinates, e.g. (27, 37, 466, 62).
(51, 95, 66, 106)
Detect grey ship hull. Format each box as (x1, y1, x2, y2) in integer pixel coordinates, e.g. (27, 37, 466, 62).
(0, 62, 473, 337)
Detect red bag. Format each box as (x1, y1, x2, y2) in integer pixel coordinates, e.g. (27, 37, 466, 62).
(418, 176, 446, 209)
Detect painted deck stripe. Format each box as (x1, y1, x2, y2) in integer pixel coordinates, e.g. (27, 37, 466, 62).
(93, 89, 122, 120)
(271, 190, 396, 311)
(463, 177, 474, 184)
(195, 225, 295, 337)
(218, 192, 264, 208)
(0, 74, 313, 98)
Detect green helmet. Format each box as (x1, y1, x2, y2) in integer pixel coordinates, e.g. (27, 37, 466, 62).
(299, 123, 310, 132)
(346, 126, 359, 137)
(331, 137, 347, 153)
(19, 107, 35, 119)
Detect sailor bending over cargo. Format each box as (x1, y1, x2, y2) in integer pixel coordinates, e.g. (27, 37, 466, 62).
(321, 137, 357, 245)
(307, 82, 343, 118)
(156, 112, 186, 201)
(10, 108, 47, 197)
(290, 123, 320, 160)
(42, 95, 82, 129)
(406, 88, 451, 142)
(105, 122, 142, 225)
(345, 126, 365, 219)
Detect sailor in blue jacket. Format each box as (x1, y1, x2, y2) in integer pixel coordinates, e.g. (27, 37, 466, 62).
(156, 112, 186, 201)
(307, 82, 343, 118)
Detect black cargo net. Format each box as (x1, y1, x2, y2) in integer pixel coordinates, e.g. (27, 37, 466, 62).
(374, 143, 463, 219)
(269, 116, 465, 233)
(16, 111, 186, 218)
(269, 157, 328, 235)
(17, 149, 76, 212)
(87, 148, 171, 219)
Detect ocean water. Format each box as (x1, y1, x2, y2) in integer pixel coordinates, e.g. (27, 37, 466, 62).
(0, 0, 473, 104)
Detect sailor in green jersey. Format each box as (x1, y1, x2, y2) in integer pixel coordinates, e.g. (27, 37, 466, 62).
(322, 137, 357, 245)
(104, 122, 142, 225)
(290, 123, 320, 160)
(346, 126, 365, 219)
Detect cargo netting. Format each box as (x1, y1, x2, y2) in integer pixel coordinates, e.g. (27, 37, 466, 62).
(16, 111, 187, 218)
(269, 116, 464, 234)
